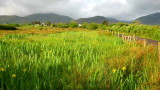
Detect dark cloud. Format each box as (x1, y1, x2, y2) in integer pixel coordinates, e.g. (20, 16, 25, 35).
(126, 0, 160, 19)
(0, 0, 160, 20)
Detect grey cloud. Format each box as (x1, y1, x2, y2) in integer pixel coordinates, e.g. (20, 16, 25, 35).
(89, 0, 160, 20)
(0, 0, 9, 7)
(0, 0, 160, 20)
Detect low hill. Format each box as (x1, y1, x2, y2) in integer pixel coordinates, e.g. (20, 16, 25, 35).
(75, 16, 118, 24)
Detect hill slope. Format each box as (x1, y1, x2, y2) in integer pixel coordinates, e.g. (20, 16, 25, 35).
(24, 13, 73, 23)
(136, 12, 160, 25)
(0, 13, 73, 23)
(75, 16, 118, 24)
(0, 15, 29, 23)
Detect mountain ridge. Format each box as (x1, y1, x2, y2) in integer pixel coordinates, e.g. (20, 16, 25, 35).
(75, 16, 119, 24)
(0, 13, 73, 24)
(136, 12, 160, 25)
(1, 12, 160, 25)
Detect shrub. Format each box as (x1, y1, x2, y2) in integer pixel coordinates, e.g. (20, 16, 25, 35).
(69, 21, 78, 28)
(52, 23, 57, 27)
(45, 21, 51, 26)
(0, 24, 17, 30)
(99, 24, 110, 30)
(88, 23, 99, 30)
(102, 20, 108, 25)
(57, 23, 69, 28)
(117, 22, 129, 26)
(81, 22, 89, 29)
(110, 23, 160, 40)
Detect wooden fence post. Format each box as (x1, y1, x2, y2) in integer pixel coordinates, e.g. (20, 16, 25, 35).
(133, 34, 136, 41)
(122, 34, 124, 41)
(118, 32, 120, 37)
(129, 36, 132, 42)
(124, 36, 127, 42)
(115, 31, 117, 36)
(144, 39, 146, 48)
(112, 31, 114, 35)
(158, 42, 160, 61)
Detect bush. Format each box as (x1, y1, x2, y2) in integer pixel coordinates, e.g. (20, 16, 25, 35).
(110, 23, 160, 40)
(52, 23, 57, 27)
(99, 24, 110, 30)
(69, 21, 78, 28)
(88, 23, 99, 30)
(117, 22, 129, 26)
(81, 22, 89, 29)
(0, 24, 17, 30)
(45, 21, 51, 26)
(57, 23, 69, 28)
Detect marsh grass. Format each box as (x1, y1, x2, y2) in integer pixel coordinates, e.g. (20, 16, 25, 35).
(0, 30, 159, 89)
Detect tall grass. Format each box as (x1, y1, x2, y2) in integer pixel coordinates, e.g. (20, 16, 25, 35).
(0, 31, 159, 89)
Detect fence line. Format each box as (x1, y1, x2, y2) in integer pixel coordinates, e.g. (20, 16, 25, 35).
(158, 42, 160, 61)
(109, 31, 160, 61)
(143, 39, 146, 48)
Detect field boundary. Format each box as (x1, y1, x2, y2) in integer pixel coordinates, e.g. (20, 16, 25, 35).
(109, 31, 160, 61)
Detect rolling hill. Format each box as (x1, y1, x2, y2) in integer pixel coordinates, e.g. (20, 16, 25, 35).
(24, 13, 73, 23)
(75, 16, 118, 24)
(0, 13, 73, 24)
(136, 12, 160, 25)
(0, 15, 29, 23)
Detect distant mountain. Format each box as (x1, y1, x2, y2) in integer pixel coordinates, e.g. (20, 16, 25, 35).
(136, 12, 160, 25)
(0, 13, 73, 23)
(0, 15, 29, 23)
(119, 20, 131, 23)
(24, 13, 73, 23)
(75, 16, 119, 24)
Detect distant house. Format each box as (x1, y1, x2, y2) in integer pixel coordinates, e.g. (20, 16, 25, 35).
(40, 23, 45, 26)
(78, 24, 82, 27)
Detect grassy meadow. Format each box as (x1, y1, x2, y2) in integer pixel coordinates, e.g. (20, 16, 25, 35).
(0, 26, 159, 89)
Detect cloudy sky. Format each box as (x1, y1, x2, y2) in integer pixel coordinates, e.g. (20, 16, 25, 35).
(0, 0, 160, 20)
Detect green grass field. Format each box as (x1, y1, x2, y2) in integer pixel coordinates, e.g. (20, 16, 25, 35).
(0, 30, 159, 89)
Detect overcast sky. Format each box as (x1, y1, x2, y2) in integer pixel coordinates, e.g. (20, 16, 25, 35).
(0, 0, 160, 21)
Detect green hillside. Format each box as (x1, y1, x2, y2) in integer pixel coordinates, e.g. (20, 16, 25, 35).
(0, 13, 73, 24)
(75, 16, 118, 24)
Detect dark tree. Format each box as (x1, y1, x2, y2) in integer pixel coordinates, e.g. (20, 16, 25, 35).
(102, 20, 108, 25)
(32, 21, 41, 25)
(46, 21, 51, 26)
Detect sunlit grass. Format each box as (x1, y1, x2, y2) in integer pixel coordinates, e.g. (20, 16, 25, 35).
(0, 30, 159, 89)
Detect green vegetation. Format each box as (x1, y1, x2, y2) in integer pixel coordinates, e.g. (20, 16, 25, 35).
(109, 23, 160, 41)
(102, 20, 108, 25)
(88, 23, 99, 30)
(69, 21, 78, 28)
(57, 23, 69, 28)
(19, 21, 160, 41)
(0, 24, 17, 30)
(0, 31, 159, 89)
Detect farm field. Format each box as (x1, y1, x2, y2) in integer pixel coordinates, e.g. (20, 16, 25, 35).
(0, 27, 159, 89)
